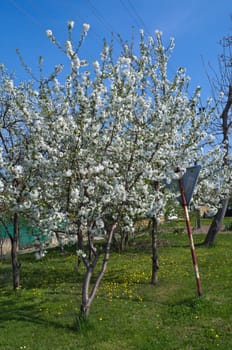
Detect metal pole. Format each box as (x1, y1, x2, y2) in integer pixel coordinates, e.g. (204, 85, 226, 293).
(179, 176, 203, 297)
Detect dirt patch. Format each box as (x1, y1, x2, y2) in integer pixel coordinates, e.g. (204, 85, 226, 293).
(192, 225, 209, 234)
(192, 225, 232, 234)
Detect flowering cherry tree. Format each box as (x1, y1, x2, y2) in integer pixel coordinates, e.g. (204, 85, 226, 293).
(0, 66, 47, 289)
(30, 22, 224, 316)
(0, 64, 67, 289)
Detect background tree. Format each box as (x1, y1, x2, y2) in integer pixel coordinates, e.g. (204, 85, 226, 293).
(0, 64, 64, 289)
(203, 31, 232, 246)
(0, 66, 43, 289)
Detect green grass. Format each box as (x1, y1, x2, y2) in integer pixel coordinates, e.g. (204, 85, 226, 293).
(0, 229, 232, 350)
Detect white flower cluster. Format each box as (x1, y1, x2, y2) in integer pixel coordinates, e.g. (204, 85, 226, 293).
(46, 29, 53, 39)
(76, 249, 86, 258)
(68, 20, 74, 30)
(82, 23, 90, 33)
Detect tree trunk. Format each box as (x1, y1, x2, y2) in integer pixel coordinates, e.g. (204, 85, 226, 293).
(196, 209, 201, 229)
(151, 217, 159, 285)
(80, 266, 93, 317)
(11, 213, 20, 290)
(79, 220, 119, 317)
(120, 232, 129, 252)
(76, 220, 83, 268)
(0, 238, 4, 261)
(203, 198, 229, 246)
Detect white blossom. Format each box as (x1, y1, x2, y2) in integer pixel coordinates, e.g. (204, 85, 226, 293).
(82, 23, 90, 33)
(67, 20, 74, 30)
(76, 249, 86, 258)
(65, 41, 74, 57)
(71, 56, 80, 69)
(46, 29, 53, 38)
(65, 169, 72, 177)
(13, 165, 24, 178)
(0, 180, 4, 192)
(93, 60, 100, 71)
(29, 189, 39, 200)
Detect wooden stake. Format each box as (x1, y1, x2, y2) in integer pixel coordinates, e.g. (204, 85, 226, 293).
(179, 176, 203, 297)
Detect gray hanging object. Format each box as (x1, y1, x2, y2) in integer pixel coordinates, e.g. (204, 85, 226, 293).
(166, 165, 201, 206)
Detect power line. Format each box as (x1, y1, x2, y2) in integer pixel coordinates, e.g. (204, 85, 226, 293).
(7, 0, 44, 28)
(127, 0, 151, 34)
(85, 0, 117, 36)
(119, 0, 151, 36)
(119, 0, 141, 30)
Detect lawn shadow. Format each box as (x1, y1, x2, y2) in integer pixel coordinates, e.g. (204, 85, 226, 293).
(166, 294, 211, 320)
(0, 294, 77, 332)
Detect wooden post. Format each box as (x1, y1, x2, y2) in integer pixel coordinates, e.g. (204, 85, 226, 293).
(179, 176, 203, 297)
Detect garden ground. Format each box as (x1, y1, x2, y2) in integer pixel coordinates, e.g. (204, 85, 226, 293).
(0, 220, 231, 350)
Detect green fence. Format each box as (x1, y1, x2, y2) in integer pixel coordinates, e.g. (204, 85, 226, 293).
(0, 223, 45, 247)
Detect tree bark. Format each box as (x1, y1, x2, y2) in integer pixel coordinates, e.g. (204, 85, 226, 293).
(203, 197, 229, 246)
(11, 213, 20, 290)
(76, 222, 83, 268)
(120, 232, 129, 252)
(196, 209, 201, 229)
(0, 238, 4, 261)
(151, 217, 159, 285)
(80, 220, 119, 317)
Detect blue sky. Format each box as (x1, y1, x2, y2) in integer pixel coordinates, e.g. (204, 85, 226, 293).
(1, 0, 231, 101)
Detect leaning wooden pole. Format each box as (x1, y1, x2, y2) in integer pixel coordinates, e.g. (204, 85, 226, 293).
(179, 176, 203, 297)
